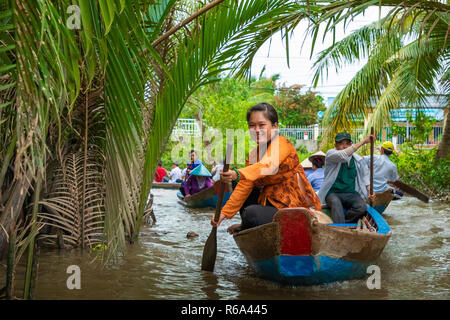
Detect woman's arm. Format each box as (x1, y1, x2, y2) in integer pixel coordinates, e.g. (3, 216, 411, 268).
(211, 178, 255, 227)
(326, 135, 373, 164)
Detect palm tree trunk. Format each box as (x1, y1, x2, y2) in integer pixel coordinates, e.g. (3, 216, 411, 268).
(5, 219, 17, 300)
(436, 108, 449, 159)
(23, 172, 42, 300)
(0, 170, 32, 260)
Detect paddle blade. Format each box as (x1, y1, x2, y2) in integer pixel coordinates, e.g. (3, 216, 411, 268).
(388, 180, 429, 203)
(201, 227, 217, 271)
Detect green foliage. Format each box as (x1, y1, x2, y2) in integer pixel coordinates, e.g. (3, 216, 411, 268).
(391, 109, 437, 149)
(391, 121, 407, 138)
(407, 110, 436, 145)
(167, 76, 326, 166)
(181, 77, 251, 132)
(391, 149, 450, 201)
(166, 75, 279, 167)
(313, 2, 449, 150)
(180, 76, 278, 132)
(274, 85, 326, 126)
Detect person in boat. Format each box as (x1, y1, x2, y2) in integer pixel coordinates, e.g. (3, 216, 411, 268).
(179, 150, 203, 194)
(183, 164, 213, 198)
(168, 161, 183, 183)
(306, 151, 325, 193)
(317, 132, 376, 224)
(210, 102, 321, 233)
(181, 163, 188, 180)
(186, 150, 203, 177)
(362, 141, 403, 200)
(300, 157, 314, 178)
(154, 162, 169, 183)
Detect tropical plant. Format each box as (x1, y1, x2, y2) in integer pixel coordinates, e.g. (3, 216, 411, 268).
(407, 110, 437, 145)
(306, 0, 449, 154)
(274, 84, 326, 126)
(1, 0, 317, 299)
(391, 148, 450, 201)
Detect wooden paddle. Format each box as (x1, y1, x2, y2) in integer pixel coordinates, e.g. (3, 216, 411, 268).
(369, 127, 374, 207)
(201, 143, 233, 272)
(387, 180, 429, 203)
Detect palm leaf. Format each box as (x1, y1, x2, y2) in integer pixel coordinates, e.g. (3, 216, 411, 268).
(38, 151, 104, 249)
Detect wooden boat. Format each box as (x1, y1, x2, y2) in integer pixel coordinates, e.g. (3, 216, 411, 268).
(152, 182, 181, 189)
(369, 189, 394, 214)
(177, 181, 232, 208)
(233, 205, 391, 285)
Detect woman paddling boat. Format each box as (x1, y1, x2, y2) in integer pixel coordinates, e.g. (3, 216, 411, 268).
(210, 102, 321, 232)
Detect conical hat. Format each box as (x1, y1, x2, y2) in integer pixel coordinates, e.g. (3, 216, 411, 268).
(189, 164, 212, 177)
(308, 151, 325, 163)
(301, 157, 313, 169)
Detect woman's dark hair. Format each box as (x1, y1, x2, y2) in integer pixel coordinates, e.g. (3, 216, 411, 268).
(246, 102, 278, 125)
(311, 157, 324, 168)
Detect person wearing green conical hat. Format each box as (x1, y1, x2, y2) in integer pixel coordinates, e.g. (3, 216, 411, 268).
(183, 164, 213, 198)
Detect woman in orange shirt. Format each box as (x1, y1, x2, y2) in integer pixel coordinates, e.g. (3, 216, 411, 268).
(210, 103, 321, 232)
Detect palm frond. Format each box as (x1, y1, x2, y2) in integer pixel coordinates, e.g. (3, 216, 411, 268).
(38, 151, 104, 249)
(316, 3, 448, 149)
(134, 0, 317, 242)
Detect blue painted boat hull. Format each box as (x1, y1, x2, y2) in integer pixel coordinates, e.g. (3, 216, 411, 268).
(252, 255, 369, 286)
(233, 206, 391, 286)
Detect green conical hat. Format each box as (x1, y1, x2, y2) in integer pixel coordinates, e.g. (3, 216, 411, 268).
(189, 164, 211, 177)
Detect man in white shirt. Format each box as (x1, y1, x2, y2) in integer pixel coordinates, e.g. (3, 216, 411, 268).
(169, 161, 183, 183)
(317, 132, 375, 223)
(363, 141, 402, 198)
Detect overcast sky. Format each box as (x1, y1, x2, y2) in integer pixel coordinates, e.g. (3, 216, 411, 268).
(250, 6, 390, 105)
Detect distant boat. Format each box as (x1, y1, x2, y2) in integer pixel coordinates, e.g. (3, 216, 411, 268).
(233, 205, 391, 285)
(177, 181, 232, 208)
(152, 182, 181, 190)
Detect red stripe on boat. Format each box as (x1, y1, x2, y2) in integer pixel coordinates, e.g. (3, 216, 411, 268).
(280, 211, 311, 255)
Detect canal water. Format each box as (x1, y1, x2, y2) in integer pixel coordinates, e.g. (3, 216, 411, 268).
(30, 189, 449, 299)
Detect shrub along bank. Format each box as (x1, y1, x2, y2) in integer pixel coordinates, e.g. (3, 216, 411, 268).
(391, 148, 450, 202)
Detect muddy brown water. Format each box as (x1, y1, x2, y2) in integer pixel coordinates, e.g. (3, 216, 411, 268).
(9, 189, 450, 299)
